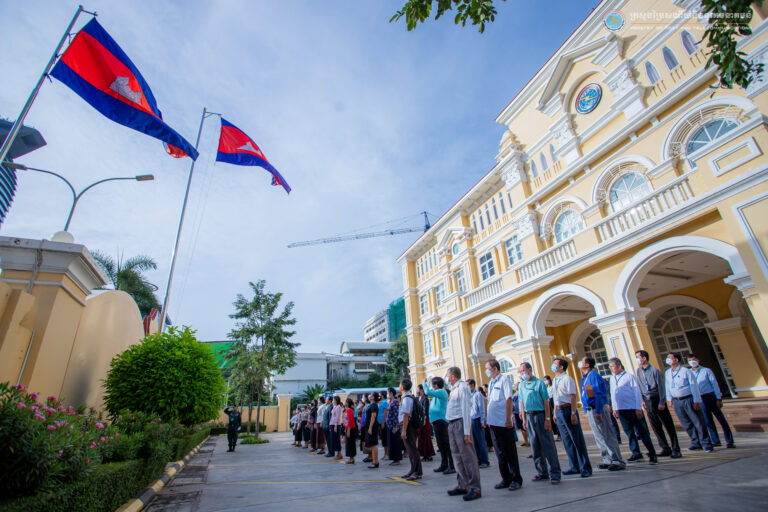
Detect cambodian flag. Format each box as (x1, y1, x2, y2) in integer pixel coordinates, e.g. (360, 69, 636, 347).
(50, 18, 198, 160)
(216, 118, 291, 194)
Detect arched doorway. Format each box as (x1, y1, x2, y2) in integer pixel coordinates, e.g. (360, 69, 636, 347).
(582, 329, 611, 377)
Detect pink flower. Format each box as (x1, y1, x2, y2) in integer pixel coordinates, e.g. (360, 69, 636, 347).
(48, 425, 55, 431)
(58, 450, 63, 456)
(100, 436, 106, 443)
(84, 457, 90, 464)
(115, 433, 120, 437)
(90, 442, 97, 448)
(29, 392, 39, 401)
(34, 413, 46, 421)
(12, 383, 27, 392)
(95, 422, 104, 430)
(46, 395, 56, 402)
(17, 402, 26, 409)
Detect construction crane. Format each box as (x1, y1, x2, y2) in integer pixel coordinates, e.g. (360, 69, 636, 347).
(287, 211, 431, 248)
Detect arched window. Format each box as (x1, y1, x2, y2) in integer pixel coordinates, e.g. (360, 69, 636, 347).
(500, 359, 515, 375)
(540, 153, 548, 170)
(530, 161, 538, 178)
(553, 209, 585, 243)
(686, 118, 739, 154)
(681, 30, 699, 55)
(608, 172, 652, 211)
(645, 61, 661, 85)
(583, 329, 610, 377)
(549, 144, 557, 164)
(662, 46, 679, 70)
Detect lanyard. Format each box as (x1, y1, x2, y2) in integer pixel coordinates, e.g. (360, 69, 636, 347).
(613, 371, 627, 388)
(642, 366, 654, 391)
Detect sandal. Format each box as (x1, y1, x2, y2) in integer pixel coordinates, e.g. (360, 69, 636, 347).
(406, 474, 422, 481)
(367, 463, 379, 469)
(345, 460, 355, 465)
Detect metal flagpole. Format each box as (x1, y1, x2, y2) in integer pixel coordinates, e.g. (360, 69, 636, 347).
(159, 107, 221, 331)
(0, 5, 95, 164)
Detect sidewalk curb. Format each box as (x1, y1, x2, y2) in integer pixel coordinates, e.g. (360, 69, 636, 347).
(115, 435, 210, 512)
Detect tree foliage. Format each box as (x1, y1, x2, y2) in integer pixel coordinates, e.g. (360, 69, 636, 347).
(386, 333, 410, 380)
(91, 251, 161, 317)
(225, 280, 298, 436)
(391, 0, 765, 90)
(298, 384, 328, 402)
(104, 327, 226, 425)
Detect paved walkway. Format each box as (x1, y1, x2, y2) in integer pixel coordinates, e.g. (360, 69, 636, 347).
(145, 430, 768, 511)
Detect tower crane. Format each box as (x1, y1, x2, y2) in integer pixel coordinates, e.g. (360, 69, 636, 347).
(287, 211, 431, 248)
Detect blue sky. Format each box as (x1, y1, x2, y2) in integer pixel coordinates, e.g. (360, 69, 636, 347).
(0, 0, 599, 352)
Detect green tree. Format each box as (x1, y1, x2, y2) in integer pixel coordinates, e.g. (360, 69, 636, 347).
(104, 327, 226, 425)
(298, 383, 328, 402)
(91, 251, 161, 317)
(385, 333, 410, 381)
(391, 0, 765, 90)
(225, 280, 298, 437)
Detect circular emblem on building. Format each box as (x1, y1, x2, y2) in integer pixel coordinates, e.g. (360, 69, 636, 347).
(604, 10, 625, 31)
(575, 83, 602, 114)
(452, 243, 460, 256)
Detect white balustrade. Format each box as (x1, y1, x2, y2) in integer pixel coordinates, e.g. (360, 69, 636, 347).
(516, 240, 577, 283)
(464, 277, 503, 308)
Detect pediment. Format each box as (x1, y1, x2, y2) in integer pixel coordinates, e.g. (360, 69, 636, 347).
(436, 227, 473, 254)
(537, 33, 624, 115)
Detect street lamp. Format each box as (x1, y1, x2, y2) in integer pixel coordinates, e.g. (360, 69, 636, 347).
(3, 162, 154, 231)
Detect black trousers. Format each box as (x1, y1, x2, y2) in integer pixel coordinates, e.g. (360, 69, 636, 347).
(642, 394, 679, 454)
(227, 425, 238, 449)
(345, 427, 358, 458)
(403, 424, 422, 476)
(432, 419, 454, 469)
(617, 410, 656, 457)
(490, 425, 522, 485)
(388, 427, 403, 462)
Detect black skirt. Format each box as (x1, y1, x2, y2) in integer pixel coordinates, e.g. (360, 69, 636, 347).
(346, 427, 358, 457)
(365, 422, 380, 447)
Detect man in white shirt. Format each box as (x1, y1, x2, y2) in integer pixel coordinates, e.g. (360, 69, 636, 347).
(485, 358, 523, 491)
(445, 366, 482, 501)
(551, 357, 592, 477)
(609, 358, 657, 465)
(665, 352, 713, 452)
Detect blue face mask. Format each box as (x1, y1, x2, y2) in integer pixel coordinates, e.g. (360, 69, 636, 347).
(550, 363, 559, 373)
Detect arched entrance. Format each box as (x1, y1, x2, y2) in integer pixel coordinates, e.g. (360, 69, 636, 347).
(469, 313, 522, 380)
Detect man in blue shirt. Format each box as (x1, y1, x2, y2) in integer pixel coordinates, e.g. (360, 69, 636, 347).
(608, 358, 658, 465)
(689, 354, 734, 448)
(518, 362, 561, 484)
(665, 352, 713, 452)
(468, 379, 490, 468)
(579, 356, 625, 471)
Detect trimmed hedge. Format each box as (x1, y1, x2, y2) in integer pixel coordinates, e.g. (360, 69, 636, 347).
(2, 430, 210, 512)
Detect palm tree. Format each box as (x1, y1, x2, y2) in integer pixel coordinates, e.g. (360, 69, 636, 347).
(91, 251, 162, 317)
(299, 383, 328, 402)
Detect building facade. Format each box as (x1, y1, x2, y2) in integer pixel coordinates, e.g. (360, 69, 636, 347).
(363, 309, 389, 343)
(398, 0, 768, 399)
(270, 352, 329, 397)
(328, 341, 390, 383)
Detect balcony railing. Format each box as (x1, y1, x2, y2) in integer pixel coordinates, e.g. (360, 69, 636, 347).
(464, 276, 503, 308)
(595, 173, 695, 243)
(515, 239, 577, 284)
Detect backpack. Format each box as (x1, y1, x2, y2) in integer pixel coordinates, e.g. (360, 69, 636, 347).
(406, 394, 424, 429)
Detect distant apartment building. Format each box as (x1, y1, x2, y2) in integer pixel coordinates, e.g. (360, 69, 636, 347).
(364, 310, 389, 343)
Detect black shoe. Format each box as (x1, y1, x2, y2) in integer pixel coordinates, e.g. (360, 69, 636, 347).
(532, 474, 549, 481)
(598, 463, 611, 470)
(401, 473, 413, 479)
(508, 482, 522, 491)
(494, 481, 511, 489)
(389, 461, 401, 466)
(649, 455, 658, 465)
(433, 466, 447, 473)
(325, 453, 335, 457)
(462, 490, 481, 501)
(479, 463, 490, 468)
(712, 442, 722, 447)
(658, 450, 672, 457)
(447, 488, 466, 496)
(627, 454, 644, 463)
(726, 443, 736, 448)
(608, 464, 625, 471)
(443, 468, 456, 475)
(562, 469, 579, 475)
(688, 445, 702, 451)
(670, 452, 682, 458)
(580, 472, 592, 478)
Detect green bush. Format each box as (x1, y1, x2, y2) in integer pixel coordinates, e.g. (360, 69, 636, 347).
(172, 428, 211, 460)
(0, 458, 166, 512)
(104, 327, 226, 425)
(239, 435, 269, 445)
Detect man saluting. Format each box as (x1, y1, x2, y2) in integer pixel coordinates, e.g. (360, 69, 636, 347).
(224, 405, 242, 452)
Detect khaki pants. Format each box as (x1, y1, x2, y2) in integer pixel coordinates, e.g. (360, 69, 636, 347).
(447, 418, 481, 494)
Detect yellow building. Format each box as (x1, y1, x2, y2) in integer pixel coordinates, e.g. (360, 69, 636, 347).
(398, 0, 768, 400)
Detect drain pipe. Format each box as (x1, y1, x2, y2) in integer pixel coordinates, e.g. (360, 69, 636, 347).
(16, 330, 35, 386)
(27, 239, 45, 294)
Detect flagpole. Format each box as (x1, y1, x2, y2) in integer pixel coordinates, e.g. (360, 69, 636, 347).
(0, 5, 95, 164)
(159, 107, 220, 332)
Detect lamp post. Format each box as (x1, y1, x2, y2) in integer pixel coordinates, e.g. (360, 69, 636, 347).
(4, 162, 154, 231)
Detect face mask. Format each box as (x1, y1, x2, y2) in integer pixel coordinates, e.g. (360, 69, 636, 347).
(690, 360, 699, 368)
(550, 364, 559, 373)
(485, 369, 493, 378)
(519, 373, 531, 382)
(636, 358, 643, 366)
(665, 357, 674, 366)
(577, 360, 585, 369)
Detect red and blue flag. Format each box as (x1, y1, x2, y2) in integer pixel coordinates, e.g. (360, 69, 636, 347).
(216, 118, 290, 194)
(50, 18, 198, 160)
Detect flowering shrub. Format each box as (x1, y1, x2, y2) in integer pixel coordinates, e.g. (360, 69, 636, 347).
(0, 383, 110, 499)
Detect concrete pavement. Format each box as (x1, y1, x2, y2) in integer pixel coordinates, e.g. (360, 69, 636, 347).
(145, 430, 768, 511)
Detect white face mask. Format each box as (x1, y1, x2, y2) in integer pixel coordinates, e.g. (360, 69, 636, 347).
(519, 373, 531, 382)
(577, 360, 585, 369)
(485, 369, 493, 378)
(690, 360, 699, 368)
(665, 357, 674, 366)
(636, 358, 643, 366)
(550, 363, 559, 373)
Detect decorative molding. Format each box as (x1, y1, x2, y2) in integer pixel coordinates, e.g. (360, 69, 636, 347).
(732, 190, 768, 280)
(514, 211, 540, 240)
(723, 272, 755, 292)
(590, 307, 652, 330)
(591, 33, 625, 67)
(550, 114, 581, 164)
(705, 317, 744, 332)
(497, 141, 528, 190)
(511, 336, 553, 351)
(708, 137, 762, 177)
(604, 59, 646, 120)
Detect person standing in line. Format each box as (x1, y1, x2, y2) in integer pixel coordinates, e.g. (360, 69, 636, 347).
(330, 396, 343, 459)
(416, 384, 436, 463)
(344, 398, 358, 465)
(379, 390, 390, 460)
(386, 387, 403, 465)
(309, 400, 318, 451)
(322, 396, 333, 457)
(665, 352, 714, 452)
(550, 358, 592, 477)
(512, 386, 527, 445)
(518, 362, 561, 484)
(444, 366, 482, 501)
(689, 354, 735, 448)
(635, 350, 681, 458)
(468, 379, 490, 468)
(361, 397, 370, 457)
(424, 377, 454, 474)
(365, 392, 381, 469)
(315, 398, 327, 455)
(485, 359, 523, 492)
(399, 378, 423, 480)
(579, 357, 625, 471)
(290, 409, 300, 447)
(480, 384, 494, 451)
(608, 358, 658, 465)
(543, 375, 560, 441)
(301, 406, 311, 449)
(224, 405, 242, 452)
